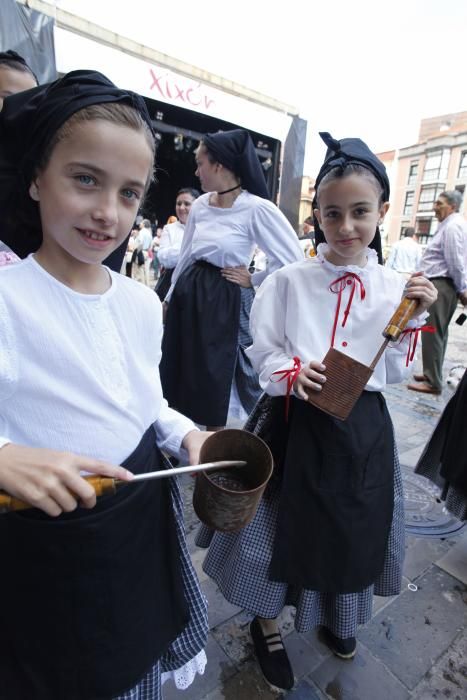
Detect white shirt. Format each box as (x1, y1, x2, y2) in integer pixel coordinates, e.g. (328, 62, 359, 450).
(0, 256, 196, 462)
(166, 191, 303, 300)
(421, 212, 467, 292)
(157, 221, 185, 269)
(386, 237, 422, 273)
(136, 227, 153, 251)
(247, 244, 428, 395)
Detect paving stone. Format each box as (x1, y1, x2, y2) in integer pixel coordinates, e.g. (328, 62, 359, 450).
(398, 445, 426, 468)
(309, 642, 410, 700)
(435, 534, 467, 585)
(201, 660, 282, 699)
(411, 627, 467, 699)
(162, 635, 237, 700)
(191, 548, 209, 583)
(282, 631, 323, 680)
(358, 567, 466, 690)
(403, 536, 454, 581)
(201, 578, 242, 629)
(281, 678, 325, 699)
(372, 577, 409, 615)
(301, 627, 333, 660)
(210, 609, 254, 664)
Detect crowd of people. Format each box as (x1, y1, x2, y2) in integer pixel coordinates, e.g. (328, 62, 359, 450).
(0, 49, 464, 700)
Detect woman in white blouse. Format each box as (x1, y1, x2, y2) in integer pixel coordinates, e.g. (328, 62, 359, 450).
(155, 187, 199, 301)
(160, 129, 303, 430)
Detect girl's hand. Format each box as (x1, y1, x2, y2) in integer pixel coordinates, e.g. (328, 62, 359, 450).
(221, 265, 253, 288)
(293, 360, 326, 399)
(404, 273, 438, 316)
(0, 444, 133, 517)
(182, 430, 214, 466)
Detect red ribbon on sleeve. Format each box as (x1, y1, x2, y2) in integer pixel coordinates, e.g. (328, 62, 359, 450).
(397, 325, 436, 366)
(271, 356, 302, 420)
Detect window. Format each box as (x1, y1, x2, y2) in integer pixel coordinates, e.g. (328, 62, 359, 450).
(407, 161, 418, 186)
(458, 151, 467, 179)
(418, 184, 445, 212)
(403, 191, 414, 216)
(423, 149, 450, 182)
(416, 218, 432, 246)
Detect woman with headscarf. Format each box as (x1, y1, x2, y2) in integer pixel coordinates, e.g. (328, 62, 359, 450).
(160, 129, 303, 430)
(0, 69, 209, 700)
(196, 132, 436, 689)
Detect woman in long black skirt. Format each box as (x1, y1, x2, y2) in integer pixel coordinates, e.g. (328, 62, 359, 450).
(160, 129, 303, 430)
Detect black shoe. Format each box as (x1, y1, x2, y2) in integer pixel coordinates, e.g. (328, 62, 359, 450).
(250, 617, 294, 690)
(321, 627, 357, 659)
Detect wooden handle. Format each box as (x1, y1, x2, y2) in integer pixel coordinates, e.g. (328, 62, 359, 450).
(0, 475, 117, 514)
(383, 297, 418, 341)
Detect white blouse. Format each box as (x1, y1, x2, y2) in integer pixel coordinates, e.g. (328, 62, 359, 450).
(247, 244, 429, 395)
(166, 191, 303, 300)
(157, 221, 185, 270)
(0, 255, 196, 461)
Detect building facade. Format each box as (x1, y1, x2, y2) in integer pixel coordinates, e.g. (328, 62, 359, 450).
(387, 112, 467, 246)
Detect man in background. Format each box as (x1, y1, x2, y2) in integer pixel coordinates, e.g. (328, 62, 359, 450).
(386, 227, 421, 276)
(408, 191, 467, 395)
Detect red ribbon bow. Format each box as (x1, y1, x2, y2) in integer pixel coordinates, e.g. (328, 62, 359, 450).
(271, 356, 302, 420)
(398, 325, 436, 366)
(329, 272, 366, 348)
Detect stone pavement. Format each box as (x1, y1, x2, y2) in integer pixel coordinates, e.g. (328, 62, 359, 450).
(165, 314, 467, 700)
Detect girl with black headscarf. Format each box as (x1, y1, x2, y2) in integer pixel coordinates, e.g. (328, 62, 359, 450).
(196, 132, 437, 689)
(160, 129, 303, 430)
(0, 70, 208, 700)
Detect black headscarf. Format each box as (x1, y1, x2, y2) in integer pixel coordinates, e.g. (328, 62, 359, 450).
(312, 132, 390, 264)
(0, 69, 153, 262)
(202, 128, 270, 199)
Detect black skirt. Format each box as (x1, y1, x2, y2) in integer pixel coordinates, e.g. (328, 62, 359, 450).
(155, 267, 174, 302)
(160, 261, 241, 426)
(268, 393, 395, 594)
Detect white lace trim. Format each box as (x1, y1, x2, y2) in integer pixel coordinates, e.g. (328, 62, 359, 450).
(316, 242, 378, 275)
(161, 649, 207, 689)
(80, 300, 130, 406)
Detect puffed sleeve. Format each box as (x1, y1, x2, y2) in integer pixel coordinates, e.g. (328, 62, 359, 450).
(249, 200, 304, 287)
(246, 271, 300, 396)
(383, 273, 430, 383)
(156, 225, 178, 269)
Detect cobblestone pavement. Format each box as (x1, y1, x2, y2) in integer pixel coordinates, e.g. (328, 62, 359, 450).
(165, 313, 467, 700)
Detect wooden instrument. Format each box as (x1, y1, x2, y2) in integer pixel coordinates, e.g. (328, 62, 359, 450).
(306, 297, 418, 420)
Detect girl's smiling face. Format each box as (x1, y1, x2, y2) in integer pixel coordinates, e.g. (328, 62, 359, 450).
(175, 192, 196, 224)
(314, 173, 389, 267)
(31, 119, 153, 269)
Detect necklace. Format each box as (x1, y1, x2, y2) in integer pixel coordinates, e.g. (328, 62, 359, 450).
(217, 184, 241, 195)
